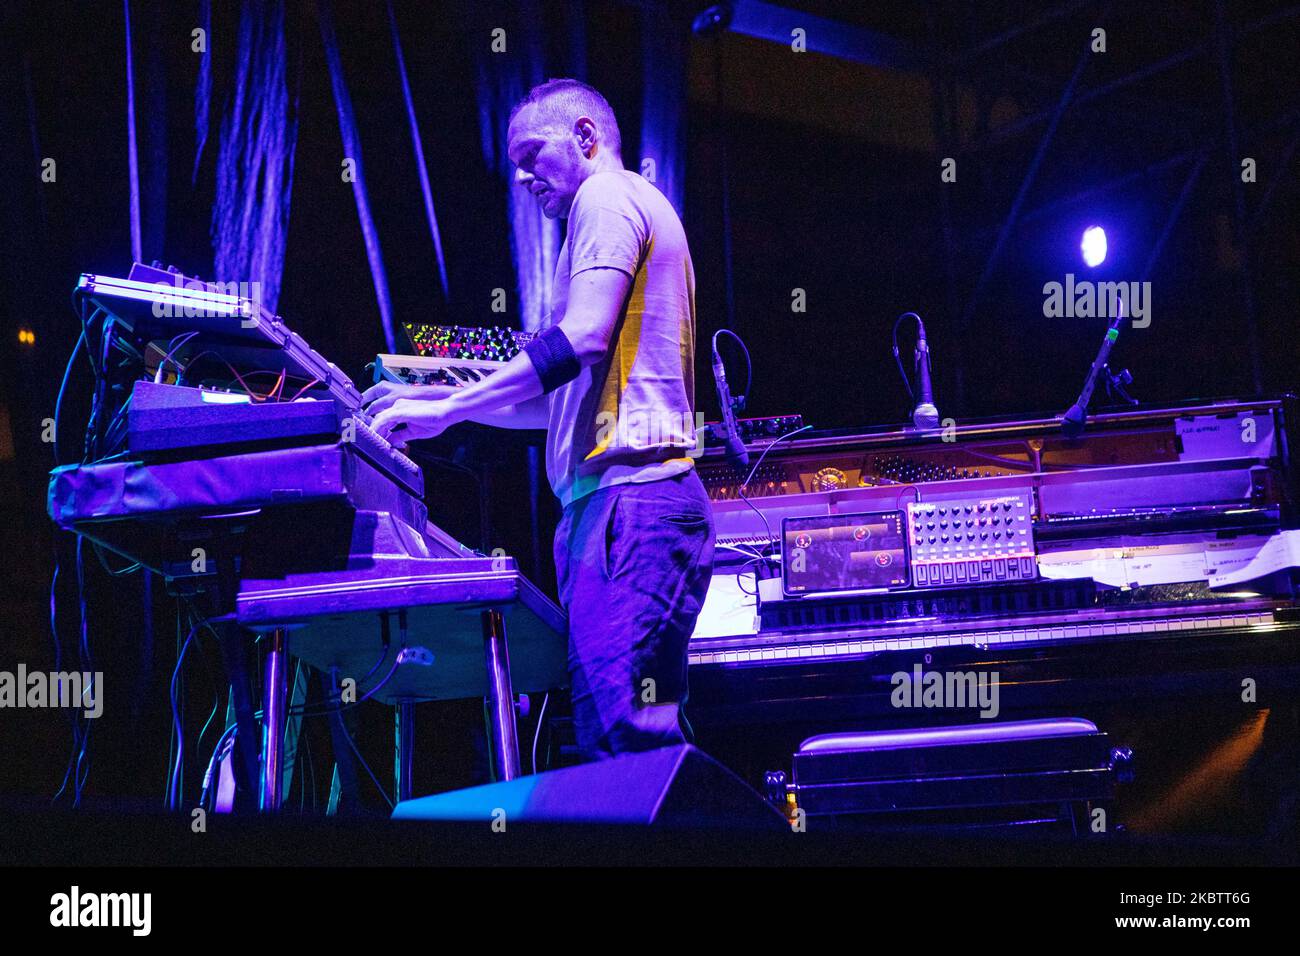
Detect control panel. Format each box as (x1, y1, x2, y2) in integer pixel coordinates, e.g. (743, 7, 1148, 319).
(906, 492, 1037, 587)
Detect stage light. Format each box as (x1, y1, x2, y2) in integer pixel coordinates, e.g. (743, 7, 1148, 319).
(1081, 226, 1107, 267)
(17, 328, 35, 346)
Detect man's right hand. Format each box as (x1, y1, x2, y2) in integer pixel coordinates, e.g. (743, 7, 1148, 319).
(361, 380, 458, 416)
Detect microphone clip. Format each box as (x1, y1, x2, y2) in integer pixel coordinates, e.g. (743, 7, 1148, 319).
(1102, 365, 1138, 406)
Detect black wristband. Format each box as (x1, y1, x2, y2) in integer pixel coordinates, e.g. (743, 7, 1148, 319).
(523, 325, 582, 394)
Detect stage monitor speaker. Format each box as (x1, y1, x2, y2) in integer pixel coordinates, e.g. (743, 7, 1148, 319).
(392, 744, 789, 830)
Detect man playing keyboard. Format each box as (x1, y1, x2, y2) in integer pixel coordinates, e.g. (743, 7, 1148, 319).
(364, 78, 714, 762)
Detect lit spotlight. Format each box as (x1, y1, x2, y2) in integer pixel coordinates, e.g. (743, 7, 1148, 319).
(17, 328, 35, 346)
(1081, 226, 1107, 268)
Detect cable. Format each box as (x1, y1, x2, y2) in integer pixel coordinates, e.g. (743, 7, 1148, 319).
(168, 620, 200, 811)
(81, 322, 113, 464)
(155, 330, 200, 384)
(277, 613, 394, 717)
(179, 351, 287, 401)
(52, 328, 86, 466)
(48, 552, 83, 806)
(164, 606, 181, 805)
(290, 654, 402, 718)
(735, 555, 772, 597)
(531, 691, 551, 774)
(191, 638, 224, 779)
(288, 377, 321, 401)
(72, 536, 95, 806)
(74, 296, 104, 379)
(894, 483, 922, 512)
(892, 311, 924, 404)
(741, 423, 812, 491)
(98, 394, 133, 457)
(716, 541, 765, 560)
(736, 423, 813, 554)
(48, 561, 62, 673)
(91, 539, 141, 577)
(200, 723, 239, 811)
(711, 328, 752, 401)
(335, 717, 395, 810)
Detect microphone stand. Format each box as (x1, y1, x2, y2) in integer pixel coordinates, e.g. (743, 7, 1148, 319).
(1061, 294, 1139, 439)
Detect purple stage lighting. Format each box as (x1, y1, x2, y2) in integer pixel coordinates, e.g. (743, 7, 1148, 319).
(1081, 226, 1107, 268)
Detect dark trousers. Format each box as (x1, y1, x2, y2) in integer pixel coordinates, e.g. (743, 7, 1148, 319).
(553, 469, 715, 761)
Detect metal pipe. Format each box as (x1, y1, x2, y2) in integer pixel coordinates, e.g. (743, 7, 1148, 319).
(957, 0, 1095, 65)
(962, 105, 1300, 240)
(964, 6, 1300, 155)
(260, 628, 288, 812)
(1141, 153, 1208, 283)
(1250, 120, 1300, 237)
(481, 609, 521, 781)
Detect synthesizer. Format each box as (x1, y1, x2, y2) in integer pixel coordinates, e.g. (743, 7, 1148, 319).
(374, 323, 535, 388)
(51, 265, 475, 598)
(78, 263, 364, 409)
(123, 380, 423, 498)
(54, 270, 564, 811)
(74, 263, 421, 494)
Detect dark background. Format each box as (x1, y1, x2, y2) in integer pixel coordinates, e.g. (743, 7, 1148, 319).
(0, 0, 1296, 810)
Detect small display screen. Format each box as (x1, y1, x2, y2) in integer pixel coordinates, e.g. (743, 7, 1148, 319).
(781, 511, 910, 595)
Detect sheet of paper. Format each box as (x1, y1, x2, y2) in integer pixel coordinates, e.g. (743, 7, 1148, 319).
(690, 572, 759, 639)
(1208, 530, 1300, 587)
(1037, 548, 1132, 587)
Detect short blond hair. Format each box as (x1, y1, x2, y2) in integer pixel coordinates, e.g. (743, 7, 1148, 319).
(509, 78, 622, 154)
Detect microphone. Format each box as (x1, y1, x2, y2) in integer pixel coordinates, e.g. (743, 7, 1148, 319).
(912, 317, 939, 429)
(712, 347, 750, 475)
(1062, 300, 1126, 439)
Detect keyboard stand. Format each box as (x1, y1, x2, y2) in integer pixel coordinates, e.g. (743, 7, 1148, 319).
(236, 557, 567, 810)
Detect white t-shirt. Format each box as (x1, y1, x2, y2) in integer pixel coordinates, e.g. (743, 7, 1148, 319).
(543, 169, 699, 507)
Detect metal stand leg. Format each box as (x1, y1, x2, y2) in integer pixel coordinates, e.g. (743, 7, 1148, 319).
(394, 699, 415, 803)
(216, 623, 260, 812)
(260, 628, 289, 812)
(325, 667, 360, 815)
(481, 609, 520, 781)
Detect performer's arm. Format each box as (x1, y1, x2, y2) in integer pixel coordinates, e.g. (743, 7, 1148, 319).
(369, 267, 631, 442)
(362, 382, 550, 430)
